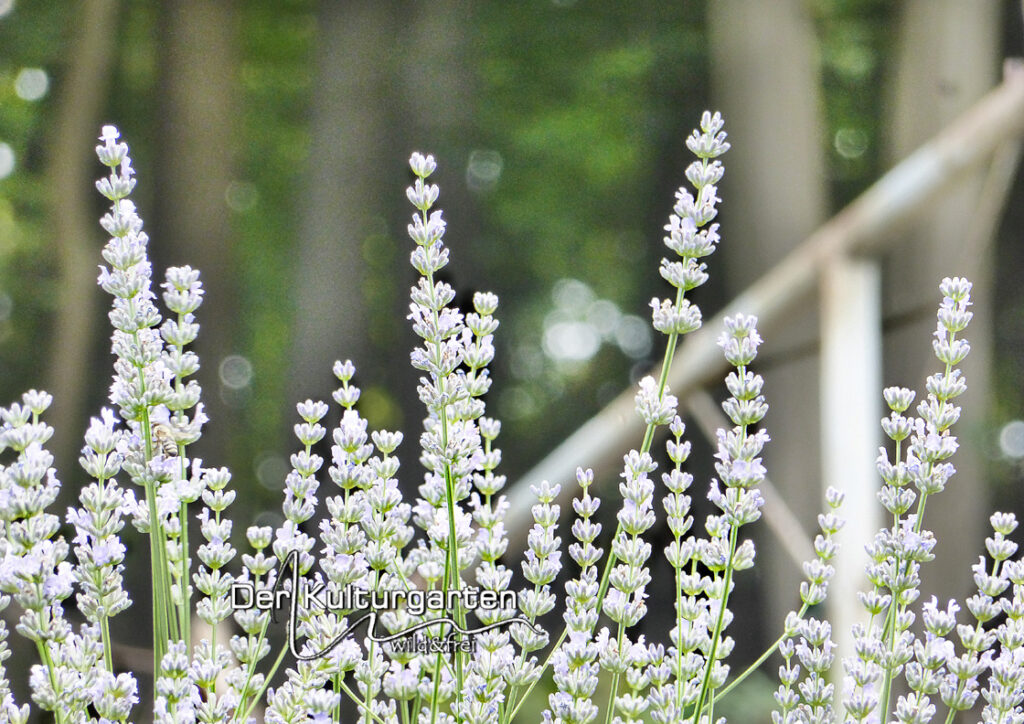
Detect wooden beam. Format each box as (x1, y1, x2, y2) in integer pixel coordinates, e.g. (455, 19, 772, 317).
(504, 64, 1024, 545)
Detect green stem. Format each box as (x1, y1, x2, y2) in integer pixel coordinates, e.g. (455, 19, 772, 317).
(334, 673, 343, 724)
(179, 497, 190, 653)
(232, 612, 271, 723)
(595, 289, 683, 618)
(691, 524, 739, 724)
(101, 615, 113, 673)
(709, 602, 809, 706)
(429, 650, 444, 724)
(878, 599, 898, 724)
(36, 640, 64, 724)
(172, 310, 192, 652)
(412, 692, 422, 724)
(505, 626, 568, 722)
(239, 643, 289, 724)
(143, 469, 170, 668)
(441, 412, 465, 691)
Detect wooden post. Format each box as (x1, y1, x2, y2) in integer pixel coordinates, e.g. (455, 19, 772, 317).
(819, 257, 881, 685)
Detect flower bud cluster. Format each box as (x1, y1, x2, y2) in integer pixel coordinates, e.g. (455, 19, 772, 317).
(673, 315, 768, 720)
(646, 418, 694, 721)
(979, 516, 1024, 724)
(545, 468, 603, 724)
(876, 280, 972, 518)
(891, 595, 958, 724)
(68, 408, 132, 626)
(600, 450, 659, 722)
(153, 641, 199, 723)
(842, 279, 984, 723)
(514, 479, 560, 659)
(405, 154, 485, 601)
(321, 361, 372, 594)
(194, 465, 235, 627)
(612, 635, 657, 724)
(774, 618, 835, 724)
(159, 265, 206, 449)
(462, 417, 515, 714)
(801, 487, 844, 608)
(357, 430, 414, 717)
(274, 400, 327, 578)
(651, 111, 729, 336)
(95, 126, 173, 437)
(770, 489, 844, 723)
(710, 316, 768, 528)
(604, 452, 656, 630)
(0, 392, 80, 717)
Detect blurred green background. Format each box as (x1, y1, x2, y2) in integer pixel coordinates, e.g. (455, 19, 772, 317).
(1, 0, 1024, 719)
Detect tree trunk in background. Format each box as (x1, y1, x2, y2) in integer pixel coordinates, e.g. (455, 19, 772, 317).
(33, 0, 120, 710)
(44, 0, 119, 490)
(884, 0, 1000, 612)
(155, 0, 239, 462)
(392, 0, 478, 432)
(398, 0, 477, 281)
(287, 0, 398, 411)
(707, 0, 827, 657)
(288, 0, 476, 431)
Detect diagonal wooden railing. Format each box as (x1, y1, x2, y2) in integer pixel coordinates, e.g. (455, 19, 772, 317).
(503, 61, 1024, 555)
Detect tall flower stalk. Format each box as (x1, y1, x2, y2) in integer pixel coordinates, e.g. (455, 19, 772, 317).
(94, 126, 178, 668)
(595, 110, 730, 617)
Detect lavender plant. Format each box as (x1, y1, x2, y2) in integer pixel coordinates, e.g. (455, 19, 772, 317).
(0, 114, 1017, 724)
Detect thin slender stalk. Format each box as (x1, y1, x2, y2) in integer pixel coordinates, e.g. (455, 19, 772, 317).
(428, 650, 444, 724)
(36, 640, 64, 724)
(709, 602, 810, 706)
(178, 497, 190, 653)
(691, 524, 739, 724)
(100, 615, 113, 673)
(239, 644, 289, 724)
(505, 627, 568, 722)
(595, 285, 685, 619)
(143, 470, 170, 667)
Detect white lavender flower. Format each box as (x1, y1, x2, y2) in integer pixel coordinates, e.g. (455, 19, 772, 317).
(790, 618, 835, 724)
(95, 125, 186, 667)
(68, 408, 133, 675)
(0, 392, 87, 720)
(542, 468, 603, 724)
(845, 278, 976, 724)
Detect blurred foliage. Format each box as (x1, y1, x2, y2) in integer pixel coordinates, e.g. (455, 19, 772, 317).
(230, 0, 315, 516)
(471, 2, 707, 476)
(813, 0, 896, 206)
(0, 2, 68, 404)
